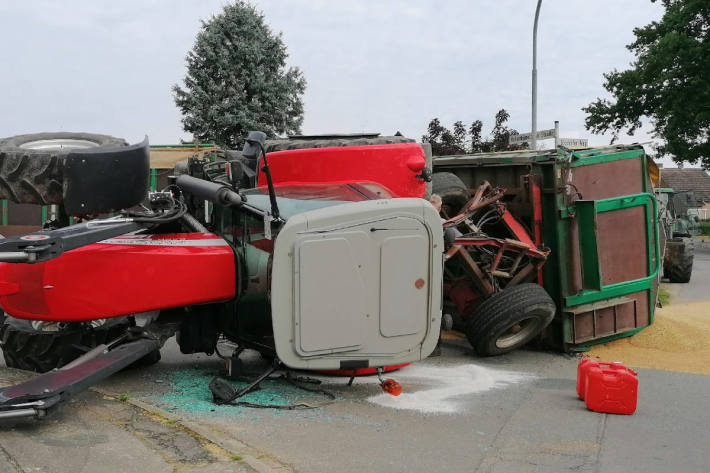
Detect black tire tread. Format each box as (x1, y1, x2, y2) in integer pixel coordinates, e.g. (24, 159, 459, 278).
(0, 132, 127, 205)
(431, 172, 470, 216)
(665, 239, 694, 283)
(465, 283, 556, 356)
(0, 321, 129, 373)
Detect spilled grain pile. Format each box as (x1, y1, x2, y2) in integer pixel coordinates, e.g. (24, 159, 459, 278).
(588, 301, 710, 375)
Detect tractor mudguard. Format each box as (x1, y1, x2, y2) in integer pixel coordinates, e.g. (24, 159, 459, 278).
(261, 142, 428, 198)
(0, 233, 236, 322)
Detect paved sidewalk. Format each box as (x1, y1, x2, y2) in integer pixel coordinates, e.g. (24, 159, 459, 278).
(0, 369, 256, 473)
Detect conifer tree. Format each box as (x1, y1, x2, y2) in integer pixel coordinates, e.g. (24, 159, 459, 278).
(174, 1, 306, 147)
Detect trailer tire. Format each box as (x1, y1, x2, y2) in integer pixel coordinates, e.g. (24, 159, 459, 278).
(264, 135, 414, 153)
(0, 132, 149, 214)
(465, 283, 556, 356)
(0, 315, 159, 373)
(431, 172, 470, 217)
(664, 238, 694, 283)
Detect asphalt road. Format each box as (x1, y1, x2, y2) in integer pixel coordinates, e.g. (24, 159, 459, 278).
(1, 242, 710, 473)
(664, 238, 710, 304)
(91, 341, 708, 473)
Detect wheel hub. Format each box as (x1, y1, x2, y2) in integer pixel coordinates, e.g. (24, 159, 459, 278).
(495, 316, 539, 349)
(19, 139, 100, 150)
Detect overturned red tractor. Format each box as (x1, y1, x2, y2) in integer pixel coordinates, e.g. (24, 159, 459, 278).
(0, 132, 445, 419)
(0, 131, 555, 420)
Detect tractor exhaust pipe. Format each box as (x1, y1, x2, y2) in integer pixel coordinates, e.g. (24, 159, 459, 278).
(176, 175, 243, 207)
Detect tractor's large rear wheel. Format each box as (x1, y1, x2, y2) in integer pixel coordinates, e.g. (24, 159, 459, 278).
(0, 132, 149, 214)
(664, 237, 694, 283)
(465, 283, 556, 356)
(0, 314, 159, 373)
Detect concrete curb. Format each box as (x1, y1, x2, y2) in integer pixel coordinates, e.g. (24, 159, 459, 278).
(91, 387, 294, 473)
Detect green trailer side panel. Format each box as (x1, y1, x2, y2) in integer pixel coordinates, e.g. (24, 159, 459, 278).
(556, 152, 658, 349)
(574, 201, 602, 291)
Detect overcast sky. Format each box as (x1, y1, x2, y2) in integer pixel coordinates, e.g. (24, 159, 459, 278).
(0, 1, 670, 162)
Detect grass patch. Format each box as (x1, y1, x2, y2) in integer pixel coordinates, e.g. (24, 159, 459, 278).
(658, 286, 671, 306)
(117, 392, 131, 402)
(700, 220, 710, 235)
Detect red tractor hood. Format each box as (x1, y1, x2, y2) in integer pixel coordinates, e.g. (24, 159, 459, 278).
(0, 233, 236, 322)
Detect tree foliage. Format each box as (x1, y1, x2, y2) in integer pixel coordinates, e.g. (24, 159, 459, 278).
(422, 109, 526, 155)
(584, 0, 709, 166)
(173, 1, 306, 148)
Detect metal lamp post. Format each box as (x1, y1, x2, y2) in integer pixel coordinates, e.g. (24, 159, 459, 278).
(531, 0, 542, 151)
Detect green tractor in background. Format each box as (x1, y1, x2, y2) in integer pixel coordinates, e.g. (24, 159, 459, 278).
(656, 188, 698, 283)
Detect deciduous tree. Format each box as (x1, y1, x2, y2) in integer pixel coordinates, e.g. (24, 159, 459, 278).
(584, 0, 709, 166)
(422, 110, 525, 155)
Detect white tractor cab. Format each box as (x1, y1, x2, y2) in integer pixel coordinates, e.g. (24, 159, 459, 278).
(214, 182, 444, 371)
(266, 192, 444, 370)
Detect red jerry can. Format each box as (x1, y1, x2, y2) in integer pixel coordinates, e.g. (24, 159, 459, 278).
(576, 358, 595, 400)
(584, 362, 638, 415)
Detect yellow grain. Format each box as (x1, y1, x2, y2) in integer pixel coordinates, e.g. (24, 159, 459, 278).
(588, 301, 710, 375)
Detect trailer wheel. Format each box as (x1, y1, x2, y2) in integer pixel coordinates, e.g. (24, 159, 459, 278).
(431, 172, 470, 217)
(0, 314, 158, 373)
(0, 132, 149, 214)
(664, 237, 694, 283)
(465, 283, 556, 356)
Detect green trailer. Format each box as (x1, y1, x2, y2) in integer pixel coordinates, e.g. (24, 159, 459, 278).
(433, 144, 661, 352)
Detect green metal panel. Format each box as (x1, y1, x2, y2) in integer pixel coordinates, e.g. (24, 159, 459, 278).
(41, 206, 48, 224)
(545, 149, 658, 349)
(1, 200, 7, 226)
(150, 169, 157, 191)
(566, 278, 653, 306)
(563, 192, 659, 307)
(574, 201, 602, 291)
(569, 149, 641, 167)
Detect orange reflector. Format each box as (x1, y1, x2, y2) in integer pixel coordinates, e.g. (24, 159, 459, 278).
(381, 378, 402, 396)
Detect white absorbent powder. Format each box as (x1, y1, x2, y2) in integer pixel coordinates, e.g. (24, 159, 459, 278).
(365, 363, 532, 414)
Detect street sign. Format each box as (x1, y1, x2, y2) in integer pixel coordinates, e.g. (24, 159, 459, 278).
(509, 128, 556, 144)
(559, 138, 589, 148)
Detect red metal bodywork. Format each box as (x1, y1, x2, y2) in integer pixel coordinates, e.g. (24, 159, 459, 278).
(261, 143, 427, 198)
(0, 233, 236, 322)
(441, 182, 549, 319)
(316, 363, 410, 377)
